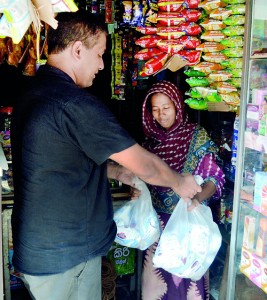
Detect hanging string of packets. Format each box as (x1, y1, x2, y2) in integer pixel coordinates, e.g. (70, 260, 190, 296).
(0, 0, 78, 45)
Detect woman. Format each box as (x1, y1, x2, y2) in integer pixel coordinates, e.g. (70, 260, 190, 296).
(141, 80, 225, 300)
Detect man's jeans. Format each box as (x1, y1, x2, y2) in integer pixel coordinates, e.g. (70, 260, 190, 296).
(20, 256, 102, 300)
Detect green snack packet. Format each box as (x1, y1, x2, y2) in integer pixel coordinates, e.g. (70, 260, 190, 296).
(205, 93, 222, 102)
(221, 58, 243, 69)
(107, 243, 135, 276)
(221, 47, 243, 58)
(222, 25, 245, 36)
(221, 0, 245, 4)
(185, 77, 210, 87)
(184, 69, 206, 77)
(184, 98, 208, 110)
(226, 68, 243, 78)
(220, 36, 244, 48)
(223, 15, 245, 26)
(227, 78, 242, 88)
(226, 4, 246, 15)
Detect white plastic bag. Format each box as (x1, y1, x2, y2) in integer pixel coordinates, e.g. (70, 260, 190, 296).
(114, 177, 161, 250)
(153, 194, 222, 280)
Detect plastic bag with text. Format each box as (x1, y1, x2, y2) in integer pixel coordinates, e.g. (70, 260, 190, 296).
(114, 178, 161, 250)
(153, 198, 222, 280)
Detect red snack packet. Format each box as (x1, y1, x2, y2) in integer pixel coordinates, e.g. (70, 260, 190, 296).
(157, 40, 185, 54)
(177, 50, 201, 66)
(135, 35, 162, 47)
(136, 26, 158, 35)
(177, 35, 201, 49)
(140, 53, 169, 76)
(134, 47, 164, 60)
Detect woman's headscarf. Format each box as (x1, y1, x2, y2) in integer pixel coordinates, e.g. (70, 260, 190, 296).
(142, 80, 197, 172)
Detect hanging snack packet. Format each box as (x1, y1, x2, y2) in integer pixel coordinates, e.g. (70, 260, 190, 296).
(208, 70, 232, 82)
(220, 36, 244, 48)
(131, 0, 143, 26)
(1, 0, 33, 44)
(209, 7, 232, 20)
(202, 52, 227, 63)
(227, 78, 241, 88)
(177, 50, 201, 66)
(200, 19, 226, 31)
(176, 35, 200, 49)
(184, 98, 208, 110)
(185, 77, 210, 87)
(221, 57, 243, 69)
(220, 92, 240, 106)
(201, 30, 226, 42)
(50, 0, 78, 12)
(221, 47, 244, 58)
(136, 35, 162, 47)
(212, 82, 237, 94)
(199, 0, 226, 13)
(221, 25, 245, 36)
(140, 52, 169, 76)
(226, 68, 242, 78)
(226, 4, 246, 15)
(136, 26, 157, 34)
(193, 62, 223, 74)
(157, 40, 185, 54)
(157, 27, 185, 39)
(177, 22, 202, 35)
(184, 68, 206, 77)
(158, 0, 201, 11)
(223, 15, 245, 26)
(156, 12, 186, 26)
(186, 87, 218, 99)
(196, 41, 226, 52)
(221, 0, 245, 4)
(134, 47, 164, 60)
(144, 0, 158, 26)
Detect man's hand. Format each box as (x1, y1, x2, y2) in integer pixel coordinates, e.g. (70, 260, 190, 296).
(172, 173, 202, 202)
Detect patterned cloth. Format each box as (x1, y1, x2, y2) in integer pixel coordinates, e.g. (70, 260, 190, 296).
(141, 80, 225, 300)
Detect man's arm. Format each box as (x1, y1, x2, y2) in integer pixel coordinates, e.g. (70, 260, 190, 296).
(109, 143, 201, 202)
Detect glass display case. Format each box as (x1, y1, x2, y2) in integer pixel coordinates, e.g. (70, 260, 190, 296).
(227, 0, 267, 299)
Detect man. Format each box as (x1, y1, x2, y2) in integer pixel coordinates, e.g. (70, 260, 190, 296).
(11, 10, 201, 300)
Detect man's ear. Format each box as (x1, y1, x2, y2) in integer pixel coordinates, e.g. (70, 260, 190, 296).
(72, 41, 83, 60)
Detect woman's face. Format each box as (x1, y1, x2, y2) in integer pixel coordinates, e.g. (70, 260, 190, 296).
(151, 93, 176, 130)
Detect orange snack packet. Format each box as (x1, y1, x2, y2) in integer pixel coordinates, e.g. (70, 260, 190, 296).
(196, 41, 226, 52)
